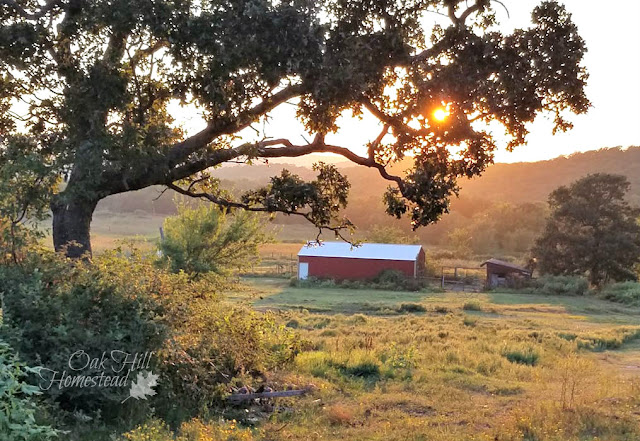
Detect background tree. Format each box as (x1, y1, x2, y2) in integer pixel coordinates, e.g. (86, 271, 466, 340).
(0, 138, 58, 263)
(159, 202, 268, 276)
(0, 0, 589, 257)
(533, 174, 640, 287)
(366, 224, 419, 244)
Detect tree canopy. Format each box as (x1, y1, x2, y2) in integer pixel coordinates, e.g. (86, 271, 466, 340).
(0, 0, 589, 257)
(533, 174, 640, 287)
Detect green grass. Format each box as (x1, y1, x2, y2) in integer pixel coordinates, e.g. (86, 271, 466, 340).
(240, 278, 432, 314)
(116, 276, 640, 441)
(232, 277, 640, 441)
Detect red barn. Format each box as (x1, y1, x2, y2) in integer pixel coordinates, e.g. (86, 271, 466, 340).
(297, 242, 425, 280)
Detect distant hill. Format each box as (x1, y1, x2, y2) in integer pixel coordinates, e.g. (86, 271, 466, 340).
(458, 147, 640, 204)
(97, 146, 640, 215)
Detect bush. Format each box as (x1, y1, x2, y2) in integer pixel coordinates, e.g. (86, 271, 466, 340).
(0, 248, 301, 428)
(511, 275, 590, 296)
(158, 203, 268, 276)
(372, 269, 427, 292)
(535, 275, 590, 296)
(0, 249, 170, 422)
(295, 272, 427, 292)
(600, 281, 640, 306)
(462, 300, 482, 311)
(502, 347, 540, 366)
(397, 303, 427, 313)
(374, 269, 407, 285)
(0, 340, 59, 441)
(158, 305, 301, 425)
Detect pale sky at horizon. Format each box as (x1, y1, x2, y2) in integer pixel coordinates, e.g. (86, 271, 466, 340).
(172, 0, 640, 164)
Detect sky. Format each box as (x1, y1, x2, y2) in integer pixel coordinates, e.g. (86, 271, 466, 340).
(174, 0, 640, 164)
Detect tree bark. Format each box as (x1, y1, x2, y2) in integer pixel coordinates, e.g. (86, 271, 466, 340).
(51, 194, 99, 258)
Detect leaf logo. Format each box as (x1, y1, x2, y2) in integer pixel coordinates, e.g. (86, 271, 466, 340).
(121, 371, 159, 404)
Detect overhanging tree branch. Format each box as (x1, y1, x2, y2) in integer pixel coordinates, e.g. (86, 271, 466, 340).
(166, 134, 405, 192)
(166, 83, 306, 166)
(165, 182, 356, 244)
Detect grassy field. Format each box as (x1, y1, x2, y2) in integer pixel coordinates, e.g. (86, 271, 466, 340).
(222, 278, 640, 441)
(86, 212, 316, 254)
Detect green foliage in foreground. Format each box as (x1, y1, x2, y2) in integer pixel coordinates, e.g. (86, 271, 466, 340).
(0, 340, 59, 441)
(159, 203, 268, 276)
(0, 249, 170, 422)
(0, 249, 300, 435)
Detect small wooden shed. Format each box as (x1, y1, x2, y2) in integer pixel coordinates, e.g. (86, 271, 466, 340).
(297, 242, 425, 280)
(481, 258, 531, 288)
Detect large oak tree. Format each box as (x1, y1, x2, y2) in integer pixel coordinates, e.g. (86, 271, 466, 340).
(0, 0, 589, 257)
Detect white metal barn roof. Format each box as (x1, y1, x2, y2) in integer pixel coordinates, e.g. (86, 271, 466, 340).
(298, 242, 422, 262)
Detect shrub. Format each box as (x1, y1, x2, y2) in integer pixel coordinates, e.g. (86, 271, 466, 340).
(462, 300, 482, 311)
(158, 203, 268, 276)
(158, 306, 301, 425)
(463, 316, 477, 327)
(502, 347, 540, 366)
(0, 340, 59, 441)
(0, 248, 301, 428)
(0, 250, 170, 422)
(532, 275, 590, 296)
(374, 269, 407, 285)
(373, 269, 427, 292)
(397, 303, 427, 313)
(600, 281, 640, 306)
(296, 273, 427, 292)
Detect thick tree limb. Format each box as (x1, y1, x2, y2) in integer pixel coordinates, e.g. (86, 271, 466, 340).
(362, 100, 425, 139)
(166, 83, 305, 166)
(167, 134, 404, 191)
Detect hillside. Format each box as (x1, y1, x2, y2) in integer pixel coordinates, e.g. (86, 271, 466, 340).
(458, 147, 640, 204)
(97, 146, 640, 214)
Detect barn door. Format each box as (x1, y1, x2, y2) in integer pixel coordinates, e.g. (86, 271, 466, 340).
(298, 262, 309, 280)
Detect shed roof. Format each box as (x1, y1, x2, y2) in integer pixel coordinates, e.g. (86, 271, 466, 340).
(481, 258, 530, 273)
(298, 241, 423, 261)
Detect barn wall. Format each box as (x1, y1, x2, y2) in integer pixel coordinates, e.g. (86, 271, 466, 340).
(299, 256, 416, 280)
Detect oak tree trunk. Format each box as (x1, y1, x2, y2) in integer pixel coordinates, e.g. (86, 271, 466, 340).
(51, 194, 99, 258)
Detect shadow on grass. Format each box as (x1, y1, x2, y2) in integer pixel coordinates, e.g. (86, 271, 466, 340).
(487, 291, 640, 325)
(252, 284, 433, 315)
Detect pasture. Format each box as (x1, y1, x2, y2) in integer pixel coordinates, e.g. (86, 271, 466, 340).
(223, 278, 640, 441)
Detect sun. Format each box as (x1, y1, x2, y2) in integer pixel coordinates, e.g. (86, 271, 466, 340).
(433, 108, 449, 122)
